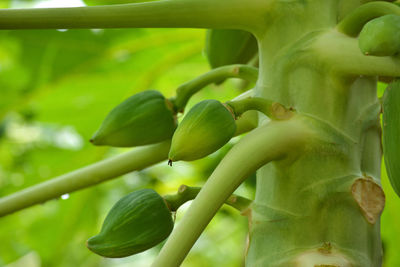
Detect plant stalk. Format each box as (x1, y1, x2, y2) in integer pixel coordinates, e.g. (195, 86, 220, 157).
(313, 29, 400, 77)
(173, 64, 258, 111)
(163, 184, 252, 212)
(0, 0, 265, 32)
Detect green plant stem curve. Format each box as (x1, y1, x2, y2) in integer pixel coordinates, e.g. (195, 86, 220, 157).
(226, 97, 274, 118)
(337, 1, 400, 36)
(163, 184, 252, 212)
(173, 64, 258, 111)
(152, 115, 313, 267)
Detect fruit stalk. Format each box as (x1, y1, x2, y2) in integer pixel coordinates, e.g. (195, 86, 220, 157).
(173, 64, 258, 111)
(163, 184, 252, 212)
(337, 2, 400, 36)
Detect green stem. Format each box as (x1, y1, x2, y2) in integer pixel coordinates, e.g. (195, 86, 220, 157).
(226, 97, 273, 117)
(163, 184, 252, 212)
(231, 89, 259, 136)
(234, 110, 258, 136)
(173, 64, 258, 111)
(337, 1, 400, 36)
(226, 97, 294, 120)
(152, 115, 314, 267)
(0, 0, 263, 31)
(314, 29, 400, 77)
(0, 141, 171, 217)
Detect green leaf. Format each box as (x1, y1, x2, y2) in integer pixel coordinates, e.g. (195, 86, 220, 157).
(383, 79, 400, 198)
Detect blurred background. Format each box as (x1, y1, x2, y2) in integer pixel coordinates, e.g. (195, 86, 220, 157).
(0, 1, 398, 267)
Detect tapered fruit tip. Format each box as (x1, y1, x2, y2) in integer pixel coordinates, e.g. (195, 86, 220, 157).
(178, 184, 187, 193)
(86, 237, 95, 252)
(228, 195, 237, 203)
(89, 137, 102, 146)
(89, 133, 101, 145)
(168, 159, 173, 166)
(86, 235, 95, 247)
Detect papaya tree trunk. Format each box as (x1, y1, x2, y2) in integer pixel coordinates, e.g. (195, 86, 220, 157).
(249, 1, 384, 266)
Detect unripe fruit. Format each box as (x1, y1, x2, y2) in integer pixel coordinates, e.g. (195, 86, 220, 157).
(169, 99, 236, 162)
(359, 14, 400, 56)
(91, 90, 176, 147)
(87, 189, 174, 258)
(205, 29, 258, 69)
(382, 80, 400, 198)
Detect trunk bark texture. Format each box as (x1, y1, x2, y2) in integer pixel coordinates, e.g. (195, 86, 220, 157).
(249, 1, 385, 266)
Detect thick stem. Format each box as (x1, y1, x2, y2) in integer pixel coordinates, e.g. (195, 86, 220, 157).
(173, 64, 258, 111)
(251, 1, 387, 265)
(0, 0, 265, 32)
(152, 116, 313, 267)
(313, 29, 400, 77)
(226, 97, 294, 121)
(337, 1, 400, 36)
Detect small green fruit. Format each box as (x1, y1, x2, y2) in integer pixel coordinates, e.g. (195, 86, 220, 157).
(383, 80, 400, 198)
(91, 90, 176, 147)
(87, 189, 174, 258)
(169, 99, 236, 162)
(205, 29, 258, 69)
(359, 14, 400, 56)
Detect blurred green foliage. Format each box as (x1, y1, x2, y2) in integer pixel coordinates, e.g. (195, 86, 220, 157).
(0, 1, 399, 267)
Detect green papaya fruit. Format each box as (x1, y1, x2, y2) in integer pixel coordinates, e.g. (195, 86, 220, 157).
(383, 80, 400, 198)
(359, 14, 400, 56)
(91, 90, 176, 147)
(168, 99, 236, 162)
(87, 189, 174, 258)
(205, 29, 258, 69)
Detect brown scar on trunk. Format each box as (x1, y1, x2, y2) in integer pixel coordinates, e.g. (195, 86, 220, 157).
(351, 177, 385, 224)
